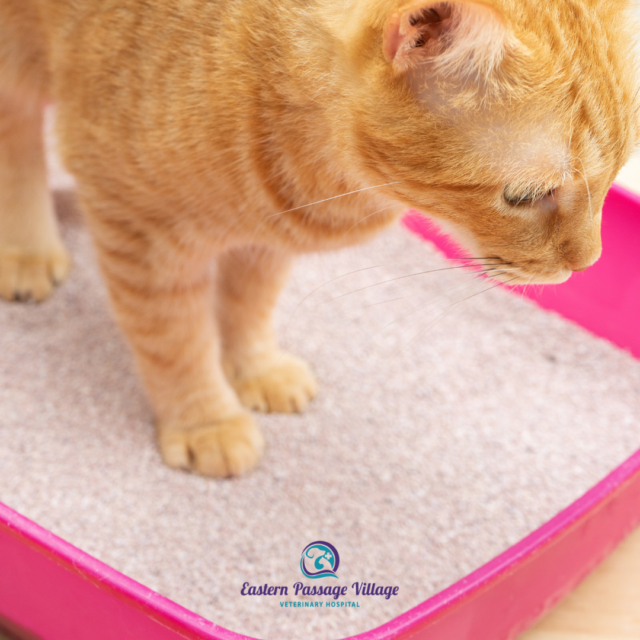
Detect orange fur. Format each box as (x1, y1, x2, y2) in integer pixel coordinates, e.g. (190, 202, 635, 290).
(0, 0, 637, 476)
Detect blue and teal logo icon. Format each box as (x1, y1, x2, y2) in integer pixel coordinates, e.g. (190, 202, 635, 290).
(300, 541, 340, 579)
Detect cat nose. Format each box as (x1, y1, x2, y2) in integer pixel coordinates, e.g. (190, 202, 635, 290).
(567, 254, 599, 272)
(562, 239, 601, 273)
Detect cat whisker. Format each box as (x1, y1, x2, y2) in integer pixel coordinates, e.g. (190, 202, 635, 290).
(518, 274, 534, 299)
(372, 266, 515, 333)
(575, 157, 593, 219)
(264, 181, 400, 219)
(445, 256, 508, 263)
(313, 262, 504, 307)
(338, 204, 398, 240)
(378, 269, 501, 331)
(281, 264, 386, 338)
(360, 295, 411, 309)
(288, 258, 506, 329)
(445, 257, 513, 270)
(567, 94, 580, 150)
(482, 266, 519, 277)
(333, 262, 500, 326)
(630, 86, 640, 115)
(396, 275, 520, 353)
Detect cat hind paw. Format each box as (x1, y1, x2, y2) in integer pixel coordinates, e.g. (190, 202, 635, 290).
(230, 353, 318, 414)
(0, 246, 71, 302)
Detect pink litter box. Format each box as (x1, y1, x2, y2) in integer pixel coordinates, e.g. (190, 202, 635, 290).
(1, 184, 639, 640)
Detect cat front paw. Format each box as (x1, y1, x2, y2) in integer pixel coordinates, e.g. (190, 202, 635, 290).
(158, 412, 265, 477)
(0, 246, 71, 302)
(229, 353, 318, 414)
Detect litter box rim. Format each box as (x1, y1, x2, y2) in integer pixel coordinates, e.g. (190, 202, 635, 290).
(1, 443, 639, 640)
(0, 184, 639, 640)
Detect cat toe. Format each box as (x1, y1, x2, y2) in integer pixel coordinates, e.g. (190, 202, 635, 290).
(0, 246, 71, 302)
(158, 412, 265, 477)
(230, 354, 317, 414)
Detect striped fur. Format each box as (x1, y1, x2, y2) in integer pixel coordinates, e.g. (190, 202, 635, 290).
(0, 0, 637, 476)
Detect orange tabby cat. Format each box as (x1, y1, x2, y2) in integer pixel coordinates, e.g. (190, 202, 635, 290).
(0, 0, 637, 476)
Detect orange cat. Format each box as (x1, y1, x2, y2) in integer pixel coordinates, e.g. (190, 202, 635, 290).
(0, 0, 637, 476)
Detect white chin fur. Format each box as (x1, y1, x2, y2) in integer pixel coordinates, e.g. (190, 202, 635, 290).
(521, 269, 573, 285)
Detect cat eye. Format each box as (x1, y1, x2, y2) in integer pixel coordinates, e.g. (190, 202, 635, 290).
(503, 186, 554, 206)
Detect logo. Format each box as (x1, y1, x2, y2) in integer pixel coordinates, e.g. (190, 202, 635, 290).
(241, 540, 400, 606)
(300, 541, 340, 579)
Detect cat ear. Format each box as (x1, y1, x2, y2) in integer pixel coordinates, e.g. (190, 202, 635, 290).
(383, 0, 511, 75)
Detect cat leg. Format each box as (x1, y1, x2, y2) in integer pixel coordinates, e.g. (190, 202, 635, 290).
(91, 223, 263, 477)
(0, 98, 70, 301)
(217, 246, 317, 413)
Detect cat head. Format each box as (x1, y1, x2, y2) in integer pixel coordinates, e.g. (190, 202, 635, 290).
(350, 0, 640, 283)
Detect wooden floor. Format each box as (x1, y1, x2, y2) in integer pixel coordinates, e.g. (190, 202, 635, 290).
(519, 525, 640, 640)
